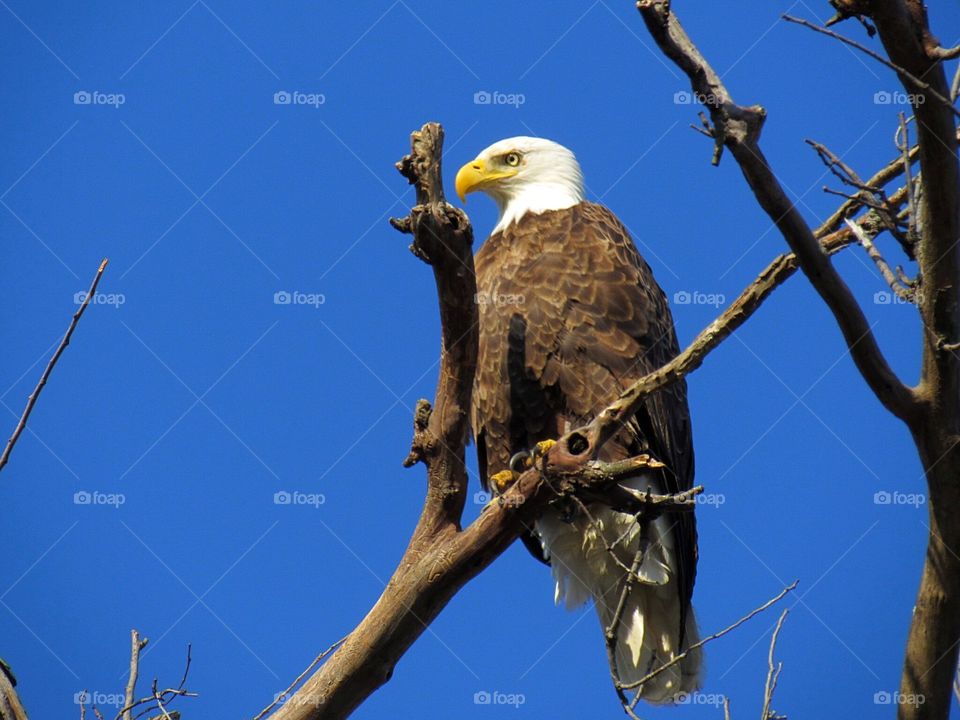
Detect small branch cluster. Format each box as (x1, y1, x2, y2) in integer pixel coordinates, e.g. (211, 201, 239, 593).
(75, 630, 195, 720)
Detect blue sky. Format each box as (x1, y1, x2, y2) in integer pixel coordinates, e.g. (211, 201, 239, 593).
(2, 1, 957, 718)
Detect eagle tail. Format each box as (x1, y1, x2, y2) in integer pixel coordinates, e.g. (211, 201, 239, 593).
(536, 478, 702, 704)
(596, 574, 702, 702)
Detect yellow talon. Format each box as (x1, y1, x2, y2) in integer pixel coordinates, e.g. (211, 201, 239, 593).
(490, 470, 519, 494)
(533, 439, 557, 458)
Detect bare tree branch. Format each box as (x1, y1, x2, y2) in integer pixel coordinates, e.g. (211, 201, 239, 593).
(782, 14, 960, 118)
(0, 258, 108, 474)
(845, 217, 915, 301)
(631, 1, 917, 426)
(761, 609, 789, 720)
(0, 660, 26, 720)
(253, 638, 345, 720)
(123, 631, 148, 720)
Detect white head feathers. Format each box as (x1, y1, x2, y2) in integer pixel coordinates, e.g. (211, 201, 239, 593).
(455, 136, 585, 234)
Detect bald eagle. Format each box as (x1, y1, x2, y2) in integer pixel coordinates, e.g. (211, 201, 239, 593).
(457, 137, 701, 701)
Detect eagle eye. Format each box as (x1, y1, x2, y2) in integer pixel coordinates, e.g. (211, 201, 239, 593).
(504, 152, 521, 167)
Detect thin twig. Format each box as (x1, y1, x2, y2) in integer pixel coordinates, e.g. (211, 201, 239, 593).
(253, 638, 346, 720)
(782, 14, 960, 119)
(760, 609, 789, 720)
(605, 543, 648, 719)
(0, 258, 108, 473)
(845, 218, 915, 302)
(151, 680, 173, 720)
(620, 581, 799, 690)
(896, 113, 919, 244)
(930, 45, 960, 61)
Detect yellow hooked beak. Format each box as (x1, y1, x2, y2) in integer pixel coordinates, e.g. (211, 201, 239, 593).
(454, 158, 517, 203)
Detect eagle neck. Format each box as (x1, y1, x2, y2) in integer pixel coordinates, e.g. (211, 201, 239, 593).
(492, 185, 584, 235)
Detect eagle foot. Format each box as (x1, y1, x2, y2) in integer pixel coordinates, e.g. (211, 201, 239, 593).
(532, 439, 556, 460)
(507, 439, 557, 475)
(490, 470, 519, 494)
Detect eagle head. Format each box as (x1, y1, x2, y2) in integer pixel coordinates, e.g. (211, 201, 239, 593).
(455, 136, 585, 233)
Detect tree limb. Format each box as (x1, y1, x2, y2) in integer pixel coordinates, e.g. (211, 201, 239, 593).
(123, 631, 147, 720)
(0, 660, 26, 720)
(760, 609, 789, 720)
(863, 3, 960, 718)
(782, 14, 960, 119)
(0, 258, 108, 474)
(631, 1, 917, 428)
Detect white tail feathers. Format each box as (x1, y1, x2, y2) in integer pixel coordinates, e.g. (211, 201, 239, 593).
(595, 577, 702, 702)
(536, 477, 702, 703)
